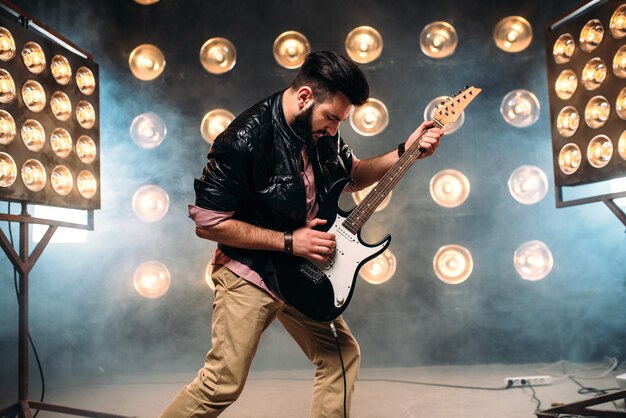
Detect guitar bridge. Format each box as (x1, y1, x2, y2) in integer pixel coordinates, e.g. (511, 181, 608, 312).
(299, 260, 326, 285)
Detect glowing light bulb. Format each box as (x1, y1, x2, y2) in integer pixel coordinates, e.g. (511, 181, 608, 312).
(514, 240, 553, 281)
(587, 135, 613, 168)
(584, 96, 610, 129)
(420, 22, 457, 58)
(494, 16, 532, 53)
(130, 112, 167, 148)
(22, 80, 46, 112)
(0, 69, 16, 103)
(579, 19, 604, 52)
(133, 261, 170, 299)
(51, 165, 73, 196)
(0, 110, 15, 144)
(129, 44, 166, 80)
(273, 31, 310, 69)
(76, 135, 97, 164)
(433, 245, 473, 284)
(132, 185, 169, 222)
(349, 98, 388, 136)
(0, 152, 17, 187)
(508, 165, 549, 204)
(76, 100, 96, 129)
(359, 250, 396, 284)
(200, 109, 235, 144)
(22, 42, 46, 74)
(50, 128, 73, 158)
(556, 106, 580, 137)
(21, 119, 45, 152)
(200, 38, 236, 74)
(0, 27, 16, 61)
(51, 55, 72, 85)
(345, 26, 383, 63)
(76, 66, 96, 95)
(553, 33, 575, 64)
(50, 91, 72, 121)
(558, 143, 582, 175)
(77, 170, 97, 199)
(21, 159, 46, 192)
(500, 90, 540, 127)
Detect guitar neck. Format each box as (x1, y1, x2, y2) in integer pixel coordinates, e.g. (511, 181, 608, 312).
(342, 120, 443, 234)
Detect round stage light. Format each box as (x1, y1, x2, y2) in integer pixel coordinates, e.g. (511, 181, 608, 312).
(617, 87, 626, 120)
(51, 55, 72, 85)
(22, 80, 46, 112)
(134, 0, 159, 4)
(0, 152, 17, 187)
(558, 143, 582, 175)
(619, 130, 626, 160)
(424, 96, 464, 134)
(555, 69, 578, 100)
(556, 106, 580, 137)
(133, 261, 170, 299)
(21, 119, 45, 152)
(132, 185, 169, 222)
(584, 95, 610, 129)
(130, 112, 167, 149)
(610, 4, 626, 39)
(21, 159, 46, 192)
(581, 57, 607, 90)
(0, 27, 16, 61)
(200, 109, 234, 144)
(76, 100, 96, 129)
(500, 89, 540, 128)
(205, 262, 215, 291)
(200, 37, 236, 74)
(76, 66, 96, 95)
(433, 245, 473, 284)
(553, 33, 575, 64)
(352, 182, 392, 212)
(579, 19, 604, 52)
(50, 91, 72, 121)
(129, 44, 166, 81)
(420, 21, 457, 59)
(51, 165, 73, 196)
(50, 128, 72, 159)
(430, 169, 470, 208)
(359, 250, 396, 285)
(514, 240, 553, 281)
(0, 110, 15, 144)
(614, 45, 626, 78)
(587, 134, 613, 168)
(22, 42, 45, 74)
(345, 26, 383, 63)
(493, 16, 533, 53)
(77, 170, 97, 199)
(273, 31, 310, 69)
(508, 165, 549, 205)
(0, 69, 15, 103)
(76, 135, 97, 164)
(349, 98, 388, 136)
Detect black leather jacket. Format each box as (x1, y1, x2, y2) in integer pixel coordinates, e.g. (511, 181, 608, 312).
(193, 90, 356, 277)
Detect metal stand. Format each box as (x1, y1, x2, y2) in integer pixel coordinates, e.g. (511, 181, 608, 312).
(536, 389, 626, 417)
(0, 203, 129, 418)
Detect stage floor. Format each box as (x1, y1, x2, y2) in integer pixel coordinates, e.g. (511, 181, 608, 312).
(5, 363, 625, 417)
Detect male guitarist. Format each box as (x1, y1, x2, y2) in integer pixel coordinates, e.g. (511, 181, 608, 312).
(160, 51, 444, 418)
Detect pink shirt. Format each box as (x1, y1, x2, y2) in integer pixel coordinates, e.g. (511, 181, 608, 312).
(189, 150, 362, 297)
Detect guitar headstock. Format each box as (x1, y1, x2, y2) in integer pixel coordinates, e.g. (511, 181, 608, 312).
(433, 86, 482, 127)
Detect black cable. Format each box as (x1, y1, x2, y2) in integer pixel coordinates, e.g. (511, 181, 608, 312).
(526, 383, 542, 412)
(329, 321, 347, 418)
(8, 202, 45, 417)
(359, 378, 513, 391)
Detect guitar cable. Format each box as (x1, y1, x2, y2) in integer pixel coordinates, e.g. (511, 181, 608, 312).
(329, 321, 347, 418)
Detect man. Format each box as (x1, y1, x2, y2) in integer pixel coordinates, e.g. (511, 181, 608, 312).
(161, 51, 444, 417)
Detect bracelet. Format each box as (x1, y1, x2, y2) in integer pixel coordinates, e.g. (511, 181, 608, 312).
(397, 142, 406, 158)
(284, 231, 293, 254)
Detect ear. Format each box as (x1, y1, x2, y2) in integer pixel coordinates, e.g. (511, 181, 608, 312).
(296, 86, 313, 109)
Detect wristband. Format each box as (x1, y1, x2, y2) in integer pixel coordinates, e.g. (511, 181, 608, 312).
(397, 142, 406, 158)
(284, 231, 293, 254)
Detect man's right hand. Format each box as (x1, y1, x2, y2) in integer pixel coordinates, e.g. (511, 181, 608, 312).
(292, 218, 336, 263)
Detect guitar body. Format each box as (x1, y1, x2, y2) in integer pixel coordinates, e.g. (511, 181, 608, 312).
(270, 178, 391, 322)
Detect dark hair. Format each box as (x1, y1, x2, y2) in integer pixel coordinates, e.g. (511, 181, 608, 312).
(290, 51, 369, 106)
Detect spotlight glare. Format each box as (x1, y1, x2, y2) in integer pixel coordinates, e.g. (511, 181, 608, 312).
(494, 16, 533, 53)
(21, 80, 46, 112)
(50, 91, 72, 121)
(76, 170, 97, 199)
(617, 87, 626, 120)
(345, 26, 383, 63)
(132, 185, 169, 222)
(558, 143, 582, 175)
(587, 134, 613, 168)
(0, 69, 16, 103)
(508, 165, 549, 205)
(21, 159, 46, 192)
(420, 21, 457, 58)
(133, 261, 170, 299)
(556, 106, 580, 137)
(51, 165, 73, 196)
(130, 112, 167, 148)
(199, 37, 236, 74)
(500, 89, 540, 127)
(76, 100, 96, 129)
(76, 135, 97, 164)
(21, 42, 46, 74)
(610, 4, 626, 39)
(359, 250, 396, 285)
(129, 44, 166, 80)
(0, 110, 16, 144)
(614, 45, 626, 78)
(50, 55, 72, 85)
(200, 109, 234, 144)
(619, 130, 626, 160)
(76, 66, 96, 95)
(21, 119, 45, 152)
(555, 69, 578, 100)
(433, 245, 473, 284)
(50, 128, 73, 158)
(579, 19, 604, 52)
(430, 169, 470, 208)
(273, 31, 310, 69)
(349, 98, 389, 136)
(552, 33, 576, 64)
(584, 95, 610, 128)
(514, 240, 553, 281)
(0, 152, 17, 187)
(0, 27, 16, 61)
(581, 57, 607, 90)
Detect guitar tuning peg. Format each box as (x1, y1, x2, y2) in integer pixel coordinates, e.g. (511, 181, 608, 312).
(462, 94, 467, 99)
(452, 110, 456, 114)
(469, 90, 473, 95)
(440, 101, 445, 105)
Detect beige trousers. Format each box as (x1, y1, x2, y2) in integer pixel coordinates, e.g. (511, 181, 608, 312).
(160, 265, 360, 418)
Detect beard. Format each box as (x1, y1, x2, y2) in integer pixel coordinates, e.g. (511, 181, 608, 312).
(291, 102, 329, 142)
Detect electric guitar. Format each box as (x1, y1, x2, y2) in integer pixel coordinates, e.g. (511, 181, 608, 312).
(268, 86, 482, 322)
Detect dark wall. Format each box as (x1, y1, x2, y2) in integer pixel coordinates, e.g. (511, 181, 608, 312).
(1, 0, 625, 397)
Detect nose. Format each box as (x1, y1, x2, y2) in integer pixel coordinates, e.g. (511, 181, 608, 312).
(327, 121, 340, 136)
